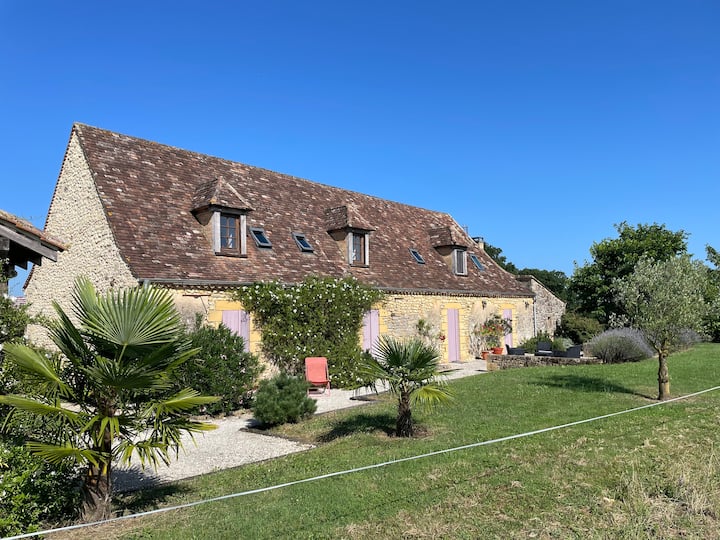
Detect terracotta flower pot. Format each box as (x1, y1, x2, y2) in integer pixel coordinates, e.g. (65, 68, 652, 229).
(491, 347, 504, 355)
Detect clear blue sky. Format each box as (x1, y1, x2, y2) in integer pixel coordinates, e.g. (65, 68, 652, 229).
(2, 1, 718, 296)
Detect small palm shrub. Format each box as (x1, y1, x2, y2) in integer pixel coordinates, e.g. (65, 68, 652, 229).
(359, 336, 452, 437)
(588, 328, 654, 363)
(252, 373, 317, 426)
(173, 316, 264, 416)
(0, 438, 82, 537)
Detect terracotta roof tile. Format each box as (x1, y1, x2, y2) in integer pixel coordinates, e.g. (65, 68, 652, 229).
(73, 123, 530, 296)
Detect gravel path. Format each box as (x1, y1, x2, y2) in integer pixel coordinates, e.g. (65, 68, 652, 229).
(113, 359, 487, 492)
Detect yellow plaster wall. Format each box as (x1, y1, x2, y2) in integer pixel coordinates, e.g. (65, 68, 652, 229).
(167, 288, 536, 367)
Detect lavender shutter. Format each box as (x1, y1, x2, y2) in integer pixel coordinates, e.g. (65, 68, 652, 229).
(503, 309, 513, 347)
(222, 310, 251, 353)
(362, 309, 379, 355)
(447, 308, 460, 362)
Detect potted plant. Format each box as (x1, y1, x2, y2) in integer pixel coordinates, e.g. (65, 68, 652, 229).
(481, 315, 512, 355)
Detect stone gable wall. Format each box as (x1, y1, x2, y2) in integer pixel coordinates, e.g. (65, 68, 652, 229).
(25, 133, 136, 345)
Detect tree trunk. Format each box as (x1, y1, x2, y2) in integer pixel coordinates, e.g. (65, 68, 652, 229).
(658, 353, 670, 400)
(396, 392, 413, 437)
(82, 425, 114, 522)
(82, 462, 112, 522)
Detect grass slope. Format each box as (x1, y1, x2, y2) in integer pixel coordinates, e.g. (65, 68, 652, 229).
(65, 344, 720, 539)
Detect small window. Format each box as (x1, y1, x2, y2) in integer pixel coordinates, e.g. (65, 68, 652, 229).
(453, 249, 467, 275)
(250, 227, 272, 248)
(292, 232, 314, 252)
(350, 232, 367, 265)
(220, 215, 240, 252)
(409, 248, 425, 264)
(470, 254, 485, 271)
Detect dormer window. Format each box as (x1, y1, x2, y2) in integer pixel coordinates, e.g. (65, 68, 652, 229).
(409, 248, 425, 264)
(470, 254, 485, 271)
(250, 227, 272, 248)
(292, 232, 314, 252)
(212, 212, 246, 256)
(349, 231, 369, 266)
(220, 215, 239, 251)
(453, 248, 467, 275)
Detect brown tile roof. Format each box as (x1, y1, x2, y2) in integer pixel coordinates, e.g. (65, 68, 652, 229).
(73, 123, 531, 296)
(0, 210, 66, 251)
(0, 209, 65, 271)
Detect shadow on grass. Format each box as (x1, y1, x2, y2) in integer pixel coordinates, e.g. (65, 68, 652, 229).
(534, 374, 654, 400)
(113, 480, 190, 515)
(318, 412, 396, 442)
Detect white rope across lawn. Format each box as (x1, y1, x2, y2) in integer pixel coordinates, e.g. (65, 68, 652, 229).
(5, 385, 720, 540)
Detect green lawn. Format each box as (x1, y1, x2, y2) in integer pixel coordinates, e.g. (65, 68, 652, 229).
(68, 344, 720, 539)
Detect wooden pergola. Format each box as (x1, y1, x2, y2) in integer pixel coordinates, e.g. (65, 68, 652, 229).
(0, 209, 65, 295)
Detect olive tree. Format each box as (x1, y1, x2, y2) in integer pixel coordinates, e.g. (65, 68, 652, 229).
(614, 255, 708, 400)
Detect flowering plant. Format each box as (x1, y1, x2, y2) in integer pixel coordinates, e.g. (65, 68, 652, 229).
(478, 315, 512, 348)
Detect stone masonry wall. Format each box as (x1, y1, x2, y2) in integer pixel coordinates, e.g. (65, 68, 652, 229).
(163, 288, 537, 366)
(378, 292, 535, 362)
(25, 133, 137, 345)
(518, 275, 566, 337)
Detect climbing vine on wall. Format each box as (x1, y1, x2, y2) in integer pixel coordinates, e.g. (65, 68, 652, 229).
(233, 276, 384, 388)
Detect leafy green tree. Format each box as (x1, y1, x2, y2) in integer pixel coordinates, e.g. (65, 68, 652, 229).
(703, 245, 720, 342)
(484, 242, 518, 273)
(484, 242, 570, 301)
(360, 336, 452, 437)
(0, 278, 218, 521)
(614, 255, 708, 400)
(570, 222, 688, 323)
(517, 268, 570, 302)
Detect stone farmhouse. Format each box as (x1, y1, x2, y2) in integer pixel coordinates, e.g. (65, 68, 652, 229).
(25, 124, 564, 363)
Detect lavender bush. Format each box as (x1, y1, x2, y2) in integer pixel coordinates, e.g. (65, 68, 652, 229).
(588, 328, 655, 363)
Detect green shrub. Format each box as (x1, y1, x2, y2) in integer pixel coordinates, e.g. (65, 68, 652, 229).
(519, 331, 553, 353)
(234, 276, 384, 388)
(0, 438, 82, 536)
(173, 315, 264, 416)
(587, 328, 654, 363)
(556, 311, 603, 344)
(252, 373, 317, 426)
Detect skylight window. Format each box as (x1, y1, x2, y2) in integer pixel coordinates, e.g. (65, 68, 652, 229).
(470, 254, 485, 271)
(409, 248, 425, 264)
(292, 232, 314, 252)
(250, 227, 272, 248)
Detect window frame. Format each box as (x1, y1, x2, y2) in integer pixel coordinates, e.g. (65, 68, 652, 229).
(348, 231, 369, 266)
(214, 211, 247, 256)
(469, 254, 485, 271)
(292, 232, 314, 253)
(409, 248, 425, 264)
(249, 227, 272, 248)
(453, 248, 467, 276)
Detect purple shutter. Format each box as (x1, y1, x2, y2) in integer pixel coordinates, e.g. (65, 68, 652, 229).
(362, 309, 379, 355)
(223, 310, 251, 352)
(447, 308, 460, 362)
(503, 309, 513, 347)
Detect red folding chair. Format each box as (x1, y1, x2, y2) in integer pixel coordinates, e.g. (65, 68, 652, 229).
(305, 356, 330, 396)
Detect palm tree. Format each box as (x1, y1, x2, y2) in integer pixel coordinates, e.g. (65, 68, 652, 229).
(0, 277, 218, 521)
(361, 336, 452, 437)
